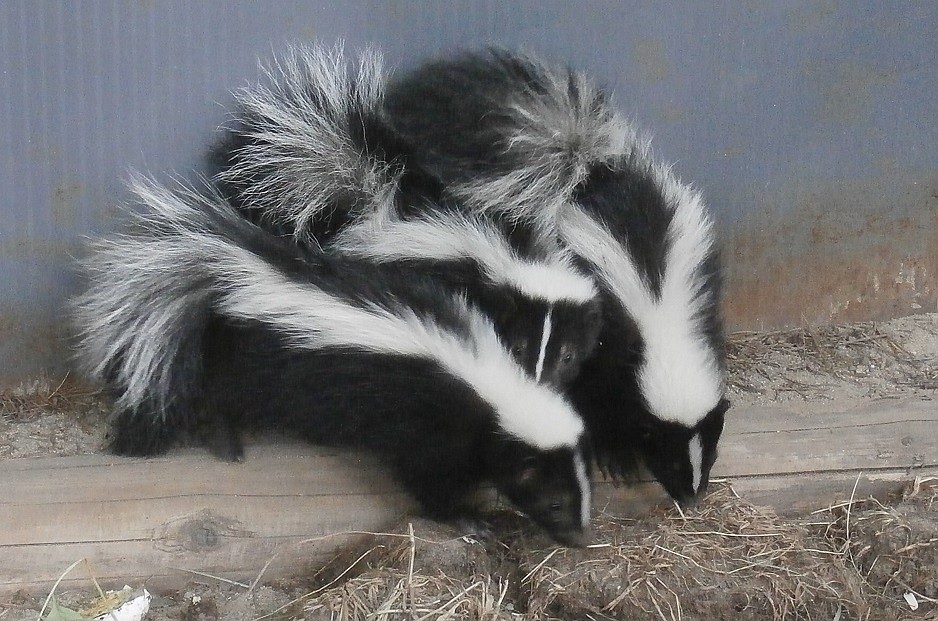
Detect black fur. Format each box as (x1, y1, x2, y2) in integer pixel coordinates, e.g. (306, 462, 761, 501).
(382, 50, 577, 199)
(381, 48, 730, 505)
(573, 159, 674, 297)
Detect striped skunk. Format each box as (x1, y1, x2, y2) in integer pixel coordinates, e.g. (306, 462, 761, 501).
(207, 44, 602, 387)
(380, 49, 730, 506)
(73, 178, 593, 546)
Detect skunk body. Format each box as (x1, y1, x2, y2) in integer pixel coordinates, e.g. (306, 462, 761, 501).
(381, 50, 729, 505)
(208, 44, 602, 387)
(202, 319, 591, 544)
(73, 179, 593, 545)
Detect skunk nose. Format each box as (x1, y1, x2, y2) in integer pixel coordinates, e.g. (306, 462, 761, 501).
(677, 494, 700, 509)
(680, 480, 710, 508)
(672, 488, 703, 509)
(555, 525, 592, 548)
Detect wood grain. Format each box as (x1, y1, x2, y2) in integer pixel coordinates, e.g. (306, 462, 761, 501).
(1, 396, 934, 594)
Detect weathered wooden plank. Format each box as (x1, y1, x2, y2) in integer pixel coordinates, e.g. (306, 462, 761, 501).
(0, 396, 934, 594)
(718, 397, 936, 475)
(0, 445, 416, 592)
(593, 466, 938, 518)
(721, 469, 938, 515)
(0, 443, 397, 501)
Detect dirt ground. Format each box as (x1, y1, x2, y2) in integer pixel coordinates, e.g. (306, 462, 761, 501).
(1, 313, 936, 621)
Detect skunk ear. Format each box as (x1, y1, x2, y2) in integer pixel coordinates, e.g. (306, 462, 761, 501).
(517, 455, 539, 484)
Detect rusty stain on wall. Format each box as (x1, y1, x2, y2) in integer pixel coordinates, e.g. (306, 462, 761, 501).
(722, 173, 937, 331)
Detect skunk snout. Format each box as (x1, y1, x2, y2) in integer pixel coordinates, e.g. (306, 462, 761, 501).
(553, 525, 592, 548)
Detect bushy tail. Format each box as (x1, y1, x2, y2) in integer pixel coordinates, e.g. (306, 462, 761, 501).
(74, 172, 429, 442)
(72, 178, 237, 452)
(383, 49, 644, 237)
(212, 43, 400, 245)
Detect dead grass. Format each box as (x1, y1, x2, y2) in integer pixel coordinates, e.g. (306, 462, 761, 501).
(268, 481, 938, 620)
(726, 321, 938, 397)
(518, 484, 863, 621)
(811, 476, 938, 617)
(303, 572, 515, 621)
(0, 373, 104, 422)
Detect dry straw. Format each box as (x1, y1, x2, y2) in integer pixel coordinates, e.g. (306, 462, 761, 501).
(283, 482, 938, 620)
(519, 483, 863, 621)
(725, 321, 937, 396)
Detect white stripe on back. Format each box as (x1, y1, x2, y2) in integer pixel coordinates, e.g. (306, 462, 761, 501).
(214, 248, 584, 450)
(332, 211, 598, 303)
(559, 179, 724, 427)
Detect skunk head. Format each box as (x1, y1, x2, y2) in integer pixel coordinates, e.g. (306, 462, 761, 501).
(565, 176, 728, 506)
(493, 435, 592, 547)
(573, 323, 728, 507)
(489, 290, 603, 387)
(635, 398, 729, 506)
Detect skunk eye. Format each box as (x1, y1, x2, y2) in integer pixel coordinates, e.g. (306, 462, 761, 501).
(549, 501, 563, 513)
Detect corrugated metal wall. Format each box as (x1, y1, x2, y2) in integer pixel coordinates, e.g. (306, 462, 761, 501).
(2, 1, 935, 385)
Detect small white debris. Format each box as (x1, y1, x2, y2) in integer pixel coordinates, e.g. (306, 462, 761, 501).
(94, 589, 150, 621)
(903, 591, 919, 611)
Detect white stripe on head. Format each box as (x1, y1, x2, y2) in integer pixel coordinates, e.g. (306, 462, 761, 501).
(332, 211, 598, 304)
(559, 172, 724, 426)
(533, 308, 553, 382)
(689, 432, 703, 493)
(573, 450, 591, 530)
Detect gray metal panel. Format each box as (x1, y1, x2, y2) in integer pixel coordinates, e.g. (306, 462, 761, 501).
(1, 1, 935, 385)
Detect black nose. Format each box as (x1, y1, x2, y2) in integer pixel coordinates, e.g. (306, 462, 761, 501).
(552, 526, 592, 548)
(674, 491, 701, 509)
